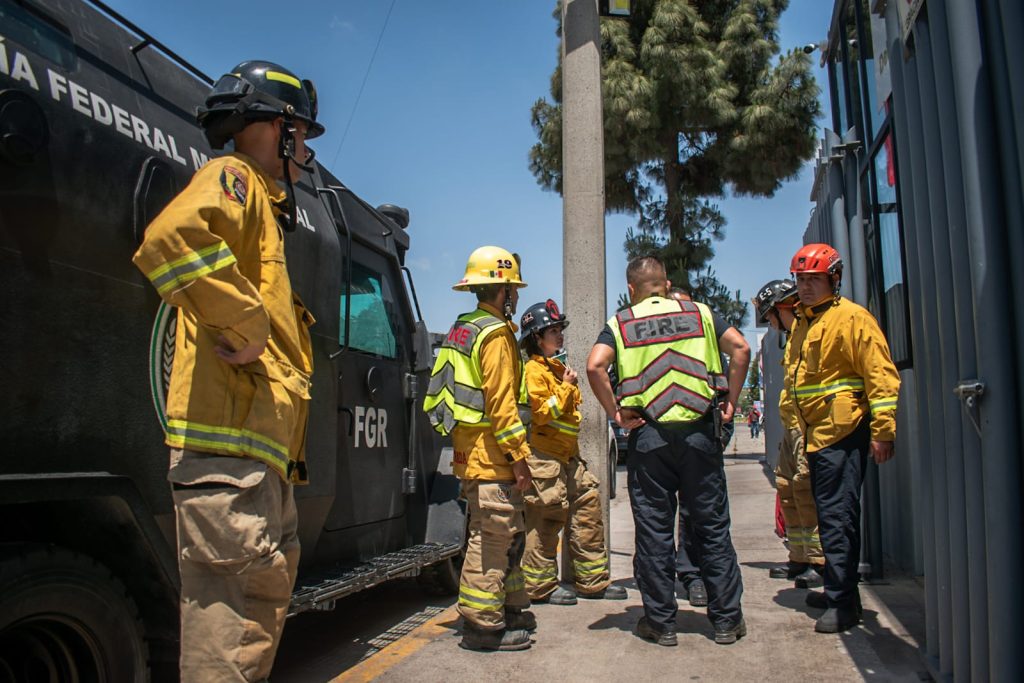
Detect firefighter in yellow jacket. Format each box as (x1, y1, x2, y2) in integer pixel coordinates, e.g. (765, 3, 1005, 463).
(753, 280, 825, 587)
(517, 299, 628, 605)
(423, 246, 535, 651)
(784, 244, 900, 634)
(132, 61, 322, 681)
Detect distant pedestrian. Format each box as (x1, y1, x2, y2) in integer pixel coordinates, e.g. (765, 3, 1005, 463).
(748, 408, 761, 439)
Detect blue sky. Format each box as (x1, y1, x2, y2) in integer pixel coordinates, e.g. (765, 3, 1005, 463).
(106, 0, 834, 343)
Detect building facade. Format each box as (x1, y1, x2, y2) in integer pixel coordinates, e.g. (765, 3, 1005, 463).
(765, 1, 1024, 680)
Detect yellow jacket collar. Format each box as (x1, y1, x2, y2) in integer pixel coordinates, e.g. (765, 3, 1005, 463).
(799, 297, 840, 320)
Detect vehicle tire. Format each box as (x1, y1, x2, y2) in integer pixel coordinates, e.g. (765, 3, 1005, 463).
(607, 443, 618, 499)
(417, 555, 462, 597)
(0, 544, 151, 683)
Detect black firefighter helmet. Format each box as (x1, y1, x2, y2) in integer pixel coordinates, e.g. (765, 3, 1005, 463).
(752, 278, 798, 324)
(197, 60, 325, 149)
(519, 299, 569, 347)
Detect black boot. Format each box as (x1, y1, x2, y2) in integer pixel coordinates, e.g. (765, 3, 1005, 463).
(635, 616, 677, 646)
(683, 579, 708, 607)
(713, 618, 747, 644)
(814, 607, 861, 633)
(459, 623, 532, 651)
(806, 591, 862, 617)
(769, 561, 809, 579)
(504, 607, 537, 632)
(579, 585, 628, 600)
(793, 565, 824, 588)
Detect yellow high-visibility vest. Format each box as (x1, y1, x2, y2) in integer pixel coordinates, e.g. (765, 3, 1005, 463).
(609, 297, 727, 423)
(424, 309, 526, 435)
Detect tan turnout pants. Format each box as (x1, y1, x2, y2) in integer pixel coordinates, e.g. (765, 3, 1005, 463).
(522, 450, 610, 599)
(170, 449, 299, 682)
(458, 479, 530, 630)
(774, 428, 824, 565)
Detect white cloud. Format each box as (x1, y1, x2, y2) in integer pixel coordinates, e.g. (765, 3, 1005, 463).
(329, 16, 354, 32)
(408, 257, 432, 272)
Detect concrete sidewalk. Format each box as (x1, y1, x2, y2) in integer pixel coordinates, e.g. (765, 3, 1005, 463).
(345, 431, 929, 682)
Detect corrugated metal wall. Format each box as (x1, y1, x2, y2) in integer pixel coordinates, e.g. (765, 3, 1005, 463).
(807, 1, 1024, 680)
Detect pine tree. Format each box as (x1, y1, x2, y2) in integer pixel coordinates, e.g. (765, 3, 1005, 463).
(531, 0, 821, 327)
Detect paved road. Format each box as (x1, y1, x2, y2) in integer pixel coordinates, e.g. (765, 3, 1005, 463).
(271, 429, 928, 682)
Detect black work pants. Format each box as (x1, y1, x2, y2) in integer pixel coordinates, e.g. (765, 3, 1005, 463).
(627, 419, 743, 631)
(808, 418, 869, 608)
(675, 505, 701, 586)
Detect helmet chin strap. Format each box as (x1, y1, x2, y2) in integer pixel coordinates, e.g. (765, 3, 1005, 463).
(277, 118, 317, 233)
(503, 284, 513, 321)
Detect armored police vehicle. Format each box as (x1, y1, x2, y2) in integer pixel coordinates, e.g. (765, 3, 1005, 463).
(0, 0, 464, 679)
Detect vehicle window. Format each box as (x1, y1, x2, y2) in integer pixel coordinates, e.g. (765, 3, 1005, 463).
(340, 263, 397, 359)
(134, 158, 177, 243)
(0, 0, 76, 71)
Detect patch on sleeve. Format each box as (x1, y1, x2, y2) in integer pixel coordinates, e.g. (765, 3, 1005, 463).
(220, 166, 248, 205)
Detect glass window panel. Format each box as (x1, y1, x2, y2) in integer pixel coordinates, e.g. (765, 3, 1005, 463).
(874, 118, 898, 205)
(861, 0, 886, 141)
(878, 211, 909, 363)
(869, 128, 910, 365)
(833, 57, 849, 134)
(843, 1, 864, 138)
(340, 264, 397, 359)
(0, 0, 76, 70)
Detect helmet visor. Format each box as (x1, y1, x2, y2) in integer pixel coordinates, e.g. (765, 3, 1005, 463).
(207, 73, 253, 103)
(302, 79, 318, 122)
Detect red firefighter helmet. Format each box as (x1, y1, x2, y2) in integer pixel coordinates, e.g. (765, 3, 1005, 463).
(790, 243, 843, 277)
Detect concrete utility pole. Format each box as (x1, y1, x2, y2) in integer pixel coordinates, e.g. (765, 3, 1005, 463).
(561, 0, 609, 575)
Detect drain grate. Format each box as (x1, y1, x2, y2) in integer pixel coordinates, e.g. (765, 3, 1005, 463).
(357, 605, 447, 662)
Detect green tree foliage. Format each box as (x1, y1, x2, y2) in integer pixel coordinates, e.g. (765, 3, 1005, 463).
(531, 0, 821, 327)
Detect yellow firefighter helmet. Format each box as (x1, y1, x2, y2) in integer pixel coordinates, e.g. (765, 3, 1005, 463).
(452, 246, 527, 291)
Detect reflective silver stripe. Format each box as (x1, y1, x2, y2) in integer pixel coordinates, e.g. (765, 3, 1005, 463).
(645, 385, 712, 419)
(427, 401, 455, 433)
(550, 419, 580, 435)
(617, 349, 711, 398)
(870, 397, 898, 412)
(426, 361, 454, 395)
(495, 423, 526, 444)
(147, 242, 237, 294)
(425, 361, 485, 411)
(469, 315, 502, 327)
(794, 378, 865, 397)
(711, 373, 729, 391)
(165, 419, 289, 467)
(573, 558, 608, 576)
(521, 564, 558, 579)
(458, 585, 505, 611)
(455, 384, 486, 411)
(546, 395, 562, 418)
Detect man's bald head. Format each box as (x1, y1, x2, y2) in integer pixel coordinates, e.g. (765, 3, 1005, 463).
(626, 256, 670, 303)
